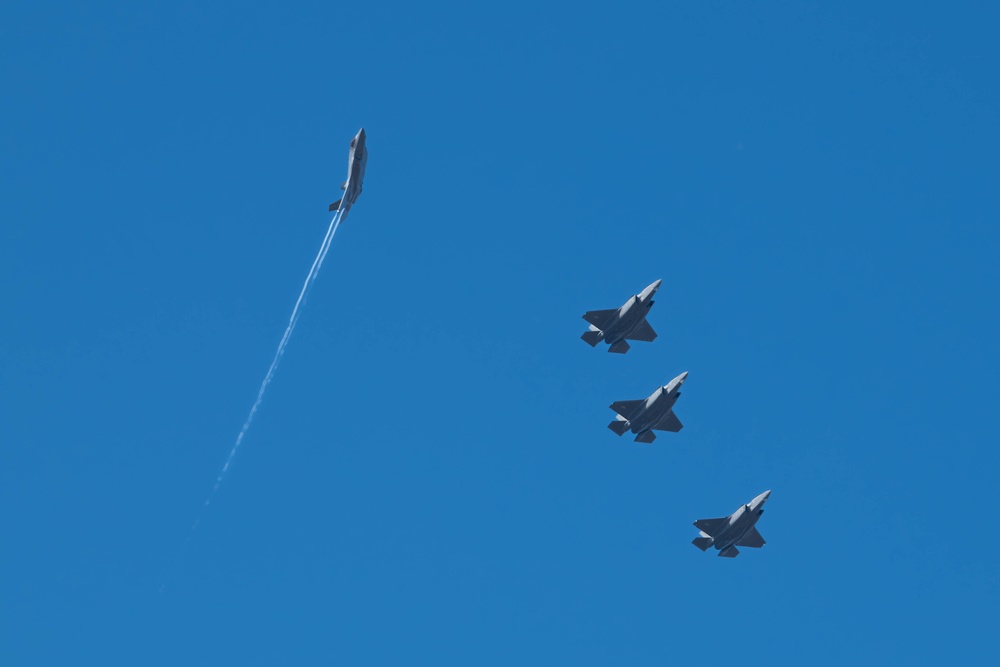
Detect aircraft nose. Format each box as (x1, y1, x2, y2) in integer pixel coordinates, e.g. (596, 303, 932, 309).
(757, 490, 772, 503)
(666, 371, 689, 392)
(640, 279, 662, 300)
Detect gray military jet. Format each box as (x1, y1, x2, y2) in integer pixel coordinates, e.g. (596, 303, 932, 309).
(692, 490, 771, 558)
(607, 371, 688, 443)
(329, 128, 367, 220)
(581, 279, 662, 354)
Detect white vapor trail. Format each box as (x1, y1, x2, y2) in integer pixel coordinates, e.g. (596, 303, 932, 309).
(191, 208, 345, 532)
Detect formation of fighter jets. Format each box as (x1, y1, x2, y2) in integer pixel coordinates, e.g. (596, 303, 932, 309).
(331, 128, 767, 559)
(582, 282, 771, 558)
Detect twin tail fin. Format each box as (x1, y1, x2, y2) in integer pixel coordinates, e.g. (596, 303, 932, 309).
(608, 340, 631, 354)
(692, 536, 713, 552)
(607, 420, 630, 436)
(581, 330, 603, 347)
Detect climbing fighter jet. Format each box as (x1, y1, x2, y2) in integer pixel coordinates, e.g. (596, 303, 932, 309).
(329, 128, 367, 220)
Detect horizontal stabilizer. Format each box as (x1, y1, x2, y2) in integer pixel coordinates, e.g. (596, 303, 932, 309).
(693, 517, 728, 537)
(581, 330, 603, 347)
(609, 399, 645, 421)
(718, 546, 740, 558)
(654, 411, 683, 433)
(692, 536, 713, 552)
(608, 340, 630, 354)
(328, 198, 342, 212)
(626, 319, 658, 343)
(607, 420, 630, 436)
(634, 430, 656, 444)
(582, 308, 617, 330)
(736, 527, 766, 549)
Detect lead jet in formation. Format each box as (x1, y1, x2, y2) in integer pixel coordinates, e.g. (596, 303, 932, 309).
(581, 279, 662, 354)
(607, 371, 688, 443)
(329, 127, 367, 220)
(692, 490, 771, 558)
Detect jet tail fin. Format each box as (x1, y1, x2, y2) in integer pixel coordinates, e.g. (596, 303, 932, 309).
(581, 330, 603, 347)
(607, 420, 630, 436)
(692, 536, 713, 552)
(329, 198, 342, 212)
(634, 430, 656, 443)
(608, 340, 630, 354)
(718, 546, 740, 558)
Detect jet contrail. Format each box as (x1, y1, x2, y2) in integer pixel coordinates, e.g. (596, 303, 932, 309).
(157, 130, 367, 594)
(191, 207, 346, 532)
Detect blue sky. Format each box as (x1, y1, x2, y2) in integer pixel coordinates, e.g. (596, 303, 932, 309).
(2, 1, 999, 664)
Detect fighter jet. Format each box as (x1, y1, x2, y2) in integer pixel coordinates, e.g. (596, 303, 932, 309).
(329, 128, 367, 220)
(692, 490, 771, 558)
(607, 371, 688, 443)
(581, 280, 662, 353)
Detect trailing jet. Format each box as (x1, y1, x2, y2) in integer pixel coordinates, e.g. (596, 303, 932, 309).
(581, 280, 662, 353)
(692, 490, 771, 558)
(329, 128, 367, 220)
(607, 371, 687, 443)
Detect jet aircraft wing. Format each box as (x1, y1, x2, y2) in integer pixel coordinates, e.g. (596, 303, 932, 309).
(626, 319, 657, 342)
(610, 399, 645, 420)
(582, 309, 618, 330)
(654, 411, 683, 432)
(736, 527, 766, 548)
(694, 517, 728, 537)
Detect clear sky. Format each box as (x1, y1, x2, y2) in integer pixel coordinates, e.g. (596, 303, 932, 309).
(2, 2, 999, 665)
